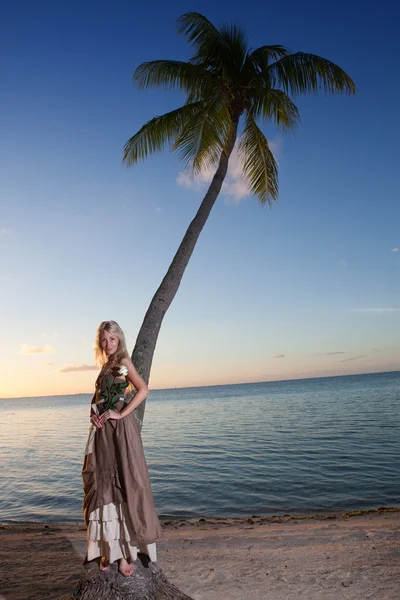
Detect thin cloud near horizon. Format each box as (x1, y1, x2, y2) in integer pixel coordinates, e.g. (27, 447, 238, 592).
(354, 308, 400, 314)
(341, 355, 368, 362)
(372, 346, 399, 353)
(20, 344, 55, 355)
(59, 364, 98, 373)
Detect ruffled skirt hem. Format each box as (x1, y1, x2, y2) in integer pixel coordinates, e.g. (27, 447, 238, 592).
(86, 501, 157, 563)
(87, 539, 157, 563)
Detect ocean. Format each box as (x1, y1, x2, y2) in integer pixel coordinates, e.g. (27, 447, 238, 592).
(0, 371, 399, 523)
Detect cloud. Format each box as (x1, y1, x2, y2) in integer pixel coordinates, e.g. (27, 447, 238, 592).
(337, 259, 347, 269)
(341, 355, 367, 362)
(46, 362, 54, 367)
(41, 331, 59, 338)
(176, 138, 282, 204)
(317, 351, 346, 356)
(155, 207, 162, 213)
(272, 353, 285, 359)
(20, 344, 55, 355)
(59, 364, 98, 373)
(354, 308, 400, 314)
(372, 346, 399, 353)
(1, 227, 12, 236)
(177, 163, 221, 190)
(391, 248, 399, 252)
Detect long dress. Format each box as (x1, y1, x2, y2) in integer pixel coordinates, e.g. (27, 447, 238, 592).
(82, 362, 162, 564)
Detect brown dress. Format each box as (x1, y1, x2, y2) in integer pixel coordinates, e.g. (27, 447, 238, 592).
(82, 363, 162, 563)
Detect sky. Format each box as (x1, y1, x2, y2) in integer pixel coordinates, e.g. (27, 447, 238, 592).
(1, 0, 399, 398)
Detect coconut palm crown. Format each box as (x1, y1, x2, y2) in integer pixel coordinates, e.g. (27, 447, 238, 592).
(124, 12, 355, 204)
(123, 13, 355, 428)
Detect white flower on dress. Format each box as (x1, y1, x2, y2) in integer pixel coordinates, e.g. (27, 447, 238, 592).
(119, 365, 128, 377)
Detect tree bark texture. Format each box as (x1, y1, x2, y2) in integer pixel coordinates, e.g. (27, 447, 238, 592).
(71, 555, 193, 600)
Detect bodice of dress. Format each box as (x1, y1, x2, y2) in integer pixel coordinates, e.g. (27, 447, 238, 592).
(93, 363, 129, 413)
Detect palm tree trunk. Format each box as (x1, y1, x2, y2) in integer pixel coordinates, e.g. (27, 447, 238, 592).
(132, 119, 239, 428)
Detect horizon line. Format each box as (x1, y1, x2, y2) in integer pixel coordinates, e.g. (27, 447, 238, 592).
(1, 368, 399, 400)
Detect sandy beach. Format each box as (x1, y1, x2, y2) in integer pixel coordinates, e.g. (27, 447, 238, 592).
(0, 508, 399, 600)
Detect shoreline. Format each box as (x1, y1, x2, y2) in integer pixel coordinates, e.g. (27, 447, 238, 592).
(1, 504, 399, 528)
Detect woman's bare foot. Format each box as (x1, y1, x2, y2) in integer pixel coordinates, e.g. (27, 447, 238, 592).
(99, 557, 110, 572)
(118, 557, 134, 577)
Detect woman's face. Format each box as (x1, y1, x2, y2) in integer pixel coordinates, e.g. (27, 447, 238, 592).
(100, 329, 119, 357)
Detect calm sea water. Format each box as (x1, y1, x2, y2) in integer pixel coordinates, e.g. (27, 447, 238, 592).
(0, 372, 399, 523)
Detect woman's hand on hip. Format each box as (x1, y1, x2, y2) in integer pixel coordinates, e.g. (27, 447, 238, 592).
(99, 409, 122, 423)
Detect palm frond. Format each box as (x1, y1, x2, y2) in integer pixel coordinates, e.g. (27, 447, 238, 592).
(239, 113, 278, 205)
(268, 52, 356, 96)
(123, 102, 202, 166)
(185, 85, 232, 105)
(251, 89, 300, 131)
(177, 12, 230, 70)
(177, 12, 226, 51)
(133, 60, 219, 99)
(219, 23, 249, 72)
(246, 45, 289, 73)
(173, 96, 232, 174)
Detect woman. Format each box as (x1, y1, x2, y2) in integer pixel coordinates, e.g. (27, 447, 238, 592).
(82, 320, 162, 577)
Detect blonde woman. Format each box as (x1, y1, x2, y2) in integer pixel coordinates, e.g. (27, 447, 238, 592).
(82, 320, 162, 577)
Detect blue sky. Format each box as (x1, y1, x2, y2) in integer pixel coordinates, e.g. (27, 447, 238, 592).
(1, 0, 399, 397)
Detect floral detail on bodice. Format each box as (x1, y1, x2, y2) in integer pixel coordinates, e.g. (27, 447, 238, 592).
(94, 364, 129, 414)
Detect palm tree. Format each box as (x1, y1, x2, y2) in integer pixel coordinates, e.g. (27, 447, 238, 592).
(124, 12, 355, 427)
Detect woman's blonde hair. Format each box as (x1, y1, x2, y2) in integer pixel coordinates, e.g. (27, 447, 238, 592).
(94, 320, 130, 367)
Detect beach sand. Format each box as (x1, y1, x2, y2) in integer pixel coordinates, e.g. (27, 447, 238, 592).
(0, 509, 399, 600)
